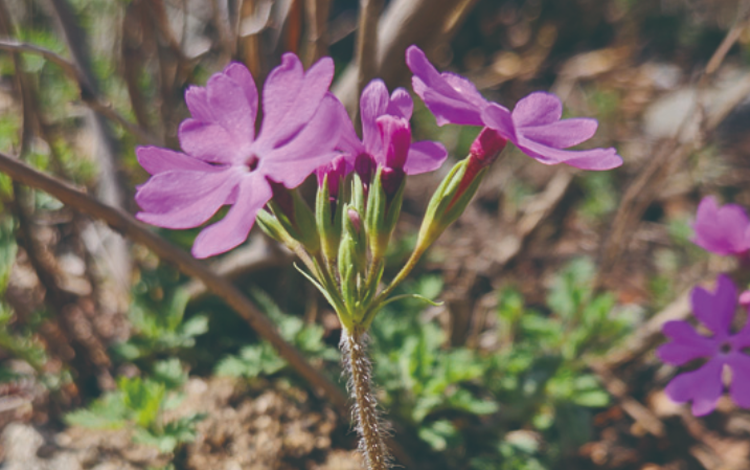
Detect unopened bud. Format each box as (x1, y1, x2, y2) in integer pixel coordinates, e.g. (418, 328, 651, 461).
(740, 290, 750, 308)
(347, 208, 362, 233)
(469, 127, 507, 167)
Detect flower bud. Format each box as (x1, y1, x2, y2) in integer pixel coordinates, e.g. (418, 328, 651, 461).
(470, 127, 507, 167)
(347, 208, 362, 234)
(365, 167, 405, 264)
(316, 173, 342, 265)
(741, 290, 750, 308)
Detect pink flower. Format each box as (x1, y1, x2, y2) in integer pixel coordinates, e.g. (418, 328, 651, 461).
(657, 275, 750, 416)
(692, 196, 750, 257)
(405, 45, 622, 171)
(135, 55, 340, 258)
(317, 79, 448, 196)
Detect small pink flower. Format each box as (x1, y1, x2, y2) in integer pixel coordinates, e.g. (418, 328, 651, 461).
(657, 275, 750, 416)
(405, 45, 622, 171)
(692, 196, 750, 257)
(317, 79, 448, 196)
(135, 55, 340, 258)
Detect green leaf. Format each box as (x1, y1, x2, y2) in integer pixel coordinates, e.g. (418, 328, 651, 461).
(152, 359, 187, 390)
(418, 420, 459, 451)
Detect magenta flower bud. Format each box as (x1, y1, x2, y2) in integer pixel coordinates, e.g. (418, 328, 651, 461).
(740, 290, 750, 308)
(315, 78, 449, 194)
(355, 153, 376, 185)
(347, 208, 362, 233)
(469, 127, 508, 167)
(316, 155, 350, 199)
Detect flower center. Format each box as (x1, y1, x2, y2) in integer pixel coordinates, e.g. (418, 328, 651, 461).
(246, 155, 259, 171)
(720, 342, 732, 354)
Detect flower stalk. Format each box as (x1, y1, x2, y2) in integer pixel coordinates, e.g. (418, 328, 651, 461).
(341, 328, 390, 470)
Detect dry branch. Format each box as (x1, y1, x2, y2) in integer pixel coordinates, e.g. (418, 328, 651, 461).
(332, 0, 478, 111)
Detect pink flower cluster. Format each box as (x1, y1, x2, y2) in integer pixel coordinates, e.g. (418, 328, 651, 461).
(658, 275, 750, 416)
(657, 197, 750, 415)
(134, 46, 622, 258)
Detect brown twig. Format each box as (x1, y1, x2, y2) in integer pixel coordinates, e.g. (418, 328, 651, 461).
(355, 0, 384, 115)
(303, 0, 331, 66)
(332, 0, 478, 111)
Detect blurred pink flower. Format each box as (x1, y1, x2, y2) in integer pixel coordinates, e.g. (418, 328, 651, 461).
(135, 55, 340, 258)
(405, 45, 622, 171)
(692, 196, 750, 257)
(657, 275, 750, 416)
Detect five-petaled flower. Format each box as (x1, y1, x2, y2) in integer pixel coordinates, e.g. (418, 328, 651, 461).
(657, 274, 750, 416)
(405, 45, 622, 171)
(318, 79, 447, 197)
(135, 54, 340, 258)
(692, 196, 750, 257)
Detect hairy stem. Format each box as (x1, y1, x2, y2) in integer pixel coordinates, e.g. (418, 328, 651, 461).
(341, 328, 390, 470)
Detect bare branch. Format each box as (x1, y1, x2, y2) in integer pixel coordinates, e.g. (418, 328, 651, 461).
(332, 0, 478, 112)
(355, 0, 384, 113)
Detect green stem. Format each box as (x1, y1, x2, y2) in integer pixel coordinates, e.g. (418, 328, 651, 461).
(342, 327, 390, 470)
(361, 244, 426, 328)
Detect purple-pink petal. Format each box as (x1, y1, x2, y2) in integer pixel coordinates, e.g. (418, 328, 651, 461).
(136, 147, 219, 175)
(178, 119, 241, 164)
(185, 86, 213, 122)
(223, 62, 259, 114)
(256, 93, 341, 188)
(205, 70, 257, 142)
(657, 320, 718, 365)
(135, 168, 242, 229)
(377, 115, 411, 171)
(404, 141, 448, 175)
(691, 274, 736, 338)
(191, 173, 272, 259)
(360, 80, 391, 155)
(406, 45, 486, 126)
(665, 358, 725, 416)
(387, 88, 414, 120)
(521, 118, 598, 148)
(480, 103, 516, 141)
(256, 54, 334, 151)
(692, 196, 750, 256)
(726, 354, 750, 409)
(515, 136, 622, 170)
(729, 317, 750, 350)
(511, 92, 562, 127)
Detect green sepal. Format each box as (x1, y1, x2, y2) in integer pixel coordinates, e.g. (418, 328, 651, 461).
(337, 230, 358, 316)
(417, 158, 487, 250)
(269, 191, 320, 255)
(344, 206, 367, 273)
(256, 209, 291, 245)
(364, 167, 404, 263)
(294, 263, 353, 330)
(315, 175, 341, 265)
(351, 172, 366, 216)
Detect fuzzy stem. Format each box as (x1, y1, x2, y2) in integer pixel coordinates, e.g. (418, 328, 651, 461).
(341, 328, 390, 470)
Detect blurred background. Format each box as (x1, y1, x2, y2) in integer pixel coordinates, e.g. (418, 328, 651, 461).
(1, 0, 750, 469)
